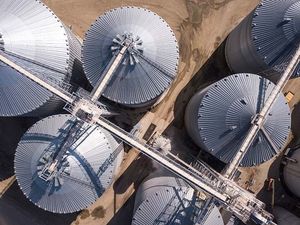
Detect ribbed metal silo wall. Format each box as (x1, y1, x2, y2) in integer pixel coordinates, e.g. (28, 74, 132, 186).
(225, 0, 300, 82)
(14, 114, 124, 213)
(225, 13, 268, 74)
(184, 86, 210, 150)
(0, 0, 83, 117)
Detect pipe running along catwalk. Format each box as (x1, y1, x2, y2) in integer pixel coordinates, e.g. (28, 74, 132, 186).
(0, 50, 224, 200)
(90, 46, 128, 102)
(0, 51, 278, 224)
(82, 7, 179, 108)
(223, 45, 300, 179)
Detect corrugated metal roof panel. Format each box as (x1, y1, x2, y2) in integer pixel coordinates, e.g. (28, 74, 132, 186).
(252, 0, 300, 71)
(226, 0, 300, 81)
(133, 175, 224, 225)
(14, 114, 123, 213)
(185, 73, 291, 167)
(82, 6, 179, 107)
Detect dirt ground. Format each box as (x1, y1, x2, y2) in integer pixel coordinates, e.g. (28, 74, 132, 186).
(0, 0, 263, 225)
(284, 77, 300, 110)
(41, 0, 259, 225)
(1, 0, 299, 223)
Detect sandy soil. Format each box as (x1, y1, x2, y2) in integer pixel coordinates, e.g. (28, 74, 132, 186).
(0, 0, 299, 224)
(40, 0, 260, 224)
(284, 77, 300, 109)
(236, 76, 300, 199)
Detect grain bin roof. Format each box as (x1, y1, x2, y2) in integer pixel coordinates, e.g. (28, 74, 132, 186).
(225, 0, 300, 81)
(14, 114, 123, 213)
(82, 6, 179, 107)
(283, 148, 300, 198)
(133, 175, 224, 225)
(0, 0, 81, 116)
(252, 0, 300, 74)
(186, 74, 291, 167)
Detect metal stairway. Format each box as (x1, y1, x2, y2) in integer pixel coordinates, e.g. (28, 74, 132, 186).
(153, 188, 191, 225)
(0, 41, 291, 223)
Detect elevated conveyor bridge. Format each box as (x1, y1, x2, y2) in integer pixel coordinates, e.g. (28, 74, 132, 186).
(1, 42, 296, 224)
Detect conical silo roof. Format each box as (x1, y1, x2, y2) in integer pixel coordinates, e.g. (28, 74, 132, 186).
(0, 0, 82, 116)
(185, 74, 291, 167)
(132, 174, 224, 225)
(82, 6, 179, 108)
(14, 114, 123, 213)
(225, 0, 300, 81)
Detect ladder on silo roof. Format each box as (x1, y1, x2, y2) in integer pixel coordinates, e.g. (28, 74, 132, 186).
(223, 45, 300, 179)
(0, 47, 282, 224)
(153, 187, 191, 225)
(195, 198, 216, 225)
(96, 142, 124, 177)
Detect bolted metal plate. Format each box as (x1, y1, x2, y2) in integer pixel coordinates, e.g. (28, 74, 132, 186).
(226, 0, 300, 81)
(14, 114, 123, 213)
(0, 0, 82, 116)
(185, 74, 291, 167)
(82, 6, 179, 107)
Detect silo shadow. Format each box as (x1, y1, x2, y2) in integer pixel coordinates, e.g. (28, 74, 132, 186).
(173, 40, 231, 130)
(109, 154, 154, 225)
(0, 182, 78, 225)
(0, 117, 38, 181)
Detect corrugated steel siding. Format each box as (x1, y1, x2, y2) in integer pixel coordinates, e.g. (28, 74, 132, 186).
(14, 114, 123, 213)
(133, 176, 196, 225)
(225, 0, 300, 81)
(0, 0, 82, 116)
(133, 174, 224, 225)
(185, 74, 291, 167)
(82, 6, 179, 108)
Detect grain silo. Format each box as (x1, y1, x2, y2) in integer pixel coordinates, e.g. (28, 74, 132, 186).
(185, 73, 291, 167)
(14, 114, 123, 213)
(282, 148, 300, 198)
(132, 170, 224, 225)
(82, 6, 179, 108)
(273, 207, 300, 225)
(0, 0, 83, 117)
(225, 0, 300, 81)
